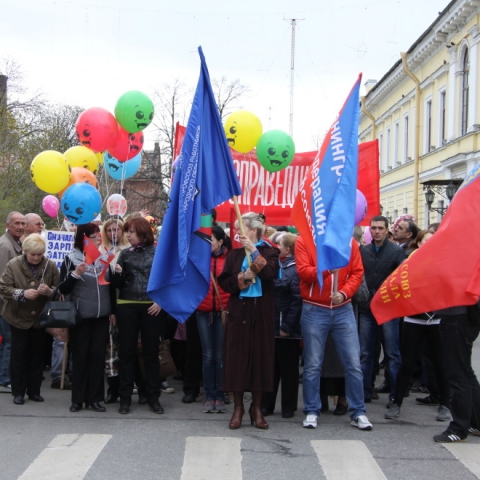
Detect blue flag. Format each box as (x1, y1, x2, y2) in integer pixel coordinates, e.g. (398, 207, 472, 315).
(292, 75, 362, 289)
(147, 46, 242, 323)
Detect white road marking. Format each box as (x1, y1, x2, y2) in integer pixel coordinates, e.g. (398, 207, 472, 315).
(18, 434, 112, 480)
(311, 440, 387, 480)
(181, 436, 242, 480)
(443, 444, 480, 478)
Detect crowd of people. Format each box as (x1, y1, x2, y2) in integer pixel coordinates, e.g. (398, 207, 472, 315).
(0, 209, 479, 444)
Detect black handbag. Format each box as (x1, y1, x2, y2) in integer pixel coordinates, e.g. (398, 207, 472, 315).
(38, 288, 80, 328)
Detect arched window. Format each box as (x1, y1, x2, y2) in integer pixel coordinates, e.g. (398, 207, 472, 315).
(461, 48, 470, 135)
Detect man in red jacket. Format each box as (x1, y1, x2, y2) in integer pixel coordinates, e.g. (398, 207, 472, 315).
(296, 236, 372, 431)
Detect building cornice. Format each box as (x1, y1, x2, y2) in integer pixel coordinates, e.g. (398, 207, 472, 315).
(363, 0, 480, 112)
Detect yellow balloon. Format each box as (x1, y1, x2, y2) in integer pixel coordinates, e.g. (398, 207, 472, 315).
(31, 151, 71, 194)
(95, 151, 104, 165)
(224, 110, 263, 154)
(64, 145, 99, 175)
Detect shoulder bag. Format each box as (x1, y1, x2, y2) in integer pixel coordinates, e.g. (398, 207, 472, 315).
(38, 287, 81, 329)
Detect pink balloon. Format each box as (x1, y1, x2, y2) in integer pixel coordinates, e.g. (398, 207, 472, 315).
(354, 189, 367, 225)
(363, 226, 372, 245)
(42, 195, 60, 217)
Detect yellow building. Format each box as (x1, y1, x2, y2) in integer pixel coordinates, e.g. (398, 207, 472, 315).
(359, 0, 480, 228)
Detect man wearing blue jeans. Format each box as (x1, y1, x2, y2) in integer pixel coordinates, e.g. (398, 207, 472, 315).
(296, 236, 372, 430)
(359, 216, 406, 405)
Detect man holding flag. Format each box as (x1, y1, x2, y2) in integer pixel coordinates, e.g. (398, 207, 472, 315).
(292, 75, 372, 431)
(147, 47, 242, 323)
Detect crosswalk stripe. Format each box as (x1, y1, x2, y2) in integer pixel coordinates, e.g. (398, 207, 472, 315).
(311, 440, 387, 480)
(181, 436, 242, 480)
(18, 434, 112, 480)
(443, 444, 480, 479)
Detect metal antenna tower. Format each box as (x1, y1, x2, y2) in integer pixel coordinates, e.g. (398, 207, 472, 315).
(285, 18, 304, 137)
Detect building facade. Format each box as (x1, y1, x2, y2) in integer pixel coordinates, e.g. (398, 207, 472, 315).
(359, 0, 480, 228)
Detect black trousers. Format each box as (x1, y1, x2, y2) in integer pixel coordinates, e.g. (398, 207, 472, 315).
(394, 321, 449, 406)
(262, 338, 300, 414)
(10, 325, 45, 397)
(183, 314, 203, 397)
(117, 304, 161, 403)
(440, 314, 480, 437)
(69, 317, 109, 404)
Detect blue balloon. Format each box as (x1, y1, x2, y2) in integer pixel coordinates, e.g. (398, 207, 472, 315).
(104, 151, 142, 180)
(61, 183, 102, 225)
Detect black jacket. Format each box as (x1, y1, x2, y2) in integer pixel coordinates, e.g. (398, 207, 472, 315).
(273, 255, 302, 338)
(360, 240, 406, 312)
(111, 244, 156, 301)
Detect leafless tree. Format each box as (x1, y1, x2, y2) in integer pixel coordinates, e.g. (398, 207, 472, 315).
(213, 76, 250, 119)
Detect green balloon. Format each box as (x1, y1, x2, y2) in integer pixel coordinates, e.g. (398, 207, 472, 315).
(114, 90, 154, 133)
(256, 130, 295, 172)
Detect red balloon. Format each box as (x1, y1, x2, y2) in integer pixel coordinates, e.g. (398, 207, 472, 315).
(76, 107, 118, 152)
(108, 124, 144, 162)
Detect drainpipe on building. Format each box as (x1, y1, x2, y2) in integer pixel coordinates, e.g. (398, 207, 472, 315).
(401, 52, 421, 220)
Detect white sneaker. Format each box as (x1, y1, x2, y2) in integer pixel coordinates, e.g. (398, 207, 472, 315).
(351, 415, 373, 430)
(303, 414, 318, 429)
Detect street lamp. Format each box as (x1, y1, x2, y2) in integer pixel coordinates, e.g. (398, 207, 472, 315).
(425, 182, 459, 217)
(446, 181, 458, 201)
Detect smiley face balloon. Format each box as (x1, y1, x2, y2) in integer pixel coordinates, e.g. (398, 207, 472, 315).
(64, 146, 99, 175)
(75, 107, 118, 152)
(223, 110, 262, 154)
(115, 91, 154, 133)
(58, 167, 99, 198)
(61, 183, 102, 225)
(108, 125, 144, 162)
(256, 130, 295, 173)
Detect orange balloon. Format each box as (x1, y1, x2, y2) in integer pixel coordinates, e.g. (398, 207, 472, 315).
(58, 167, 99, 198)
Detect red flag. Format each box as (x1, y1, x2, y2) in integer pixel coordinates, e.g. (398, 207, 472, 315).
(370, 166, 480, 324)
(358, 140, 380, 226)
(98, 250, 115, 285)
(83, 235, 101, 265)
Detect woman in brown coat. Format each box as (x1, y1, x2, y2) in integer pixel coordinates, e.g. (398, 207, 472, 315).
(218, 212, 279, 430)
(0, 234, 60, 405)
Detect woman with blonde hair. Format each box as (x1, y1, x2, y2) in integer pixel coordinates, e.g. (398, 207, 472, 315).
(0, 234, 60, 405)
(101, 218, 130, 258)
(218, 212, 279, 430)
(100, 217, 130, 404)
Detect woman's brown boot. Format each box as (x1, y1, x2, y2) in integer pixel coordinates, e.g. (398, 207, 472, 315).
(229, 392, 245, 430)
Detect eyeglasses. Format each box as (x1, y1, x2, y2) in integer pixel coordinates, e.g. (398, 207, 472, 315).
(88, 235, 100, 239)
(30, 222, 45, 227)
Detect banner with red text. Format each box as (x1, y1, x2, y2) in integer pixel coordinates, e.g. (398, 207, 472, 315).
(174, 126, 379, 225)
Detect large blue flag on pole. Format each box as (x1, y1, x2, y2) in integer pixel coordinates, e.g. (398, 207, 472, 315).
(292, 74, 362, 290)
(147, 47, 242, 322)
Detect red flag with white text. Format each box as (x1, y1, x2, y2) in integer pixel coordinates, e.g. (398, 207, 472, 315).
(370, 164, 480, 324)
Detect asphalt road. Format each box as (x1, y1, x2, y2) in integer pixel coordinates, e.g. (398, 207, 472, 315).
(1, 341, 479, 480)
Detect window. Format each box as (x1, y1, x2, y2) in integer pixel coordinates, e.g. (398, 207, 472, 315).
(379, 133, 383, 171)
(425, 99, 432, 152)
(393, 122, 399, 167)
(385, 128, 391, 170)
(461, 48, 470, 135)
(403, 115, 409, 163)
(439, 90, 446, 144)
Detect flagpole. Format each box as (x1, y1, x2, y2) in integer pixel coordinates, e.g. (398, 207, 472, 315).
(233, 195, 255, 283)
(333, 271, 338, 295)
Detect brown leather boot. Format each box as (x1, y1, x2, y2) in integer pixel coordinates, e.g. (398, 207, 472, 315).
(229, 406, 245, 429)
(249, 403, 269, 429)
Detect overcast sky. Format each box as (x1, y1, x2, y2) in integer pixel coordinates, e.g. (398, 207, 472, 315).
(2, 0, 444, 152)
